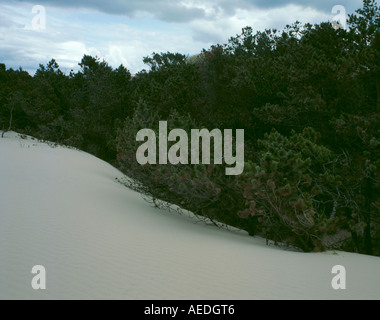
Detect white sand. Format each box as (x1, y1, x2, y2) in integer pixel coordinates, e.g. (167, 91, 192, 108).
(0, 131, 379, 300)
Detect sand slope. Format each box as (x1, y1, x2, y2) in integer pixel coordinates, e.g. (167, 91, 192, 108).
(0, 131, 379, 300)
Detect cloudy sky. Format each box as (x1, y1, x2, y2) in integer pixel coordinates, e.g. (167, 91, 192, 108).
(0, 0, 363, 75)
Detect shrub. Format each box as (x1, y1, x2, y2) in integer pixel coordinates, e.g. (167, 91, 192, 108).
(116, 102, 246, 229)
(238, 128, 344, 252)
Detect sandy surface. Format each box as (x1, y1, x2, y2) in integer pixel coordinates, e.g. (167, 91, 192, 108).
(0, 131, 379, 300)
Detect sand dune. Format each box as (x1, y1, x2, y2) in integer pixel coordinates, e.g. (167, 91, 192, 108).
(0, 131, 379, 300)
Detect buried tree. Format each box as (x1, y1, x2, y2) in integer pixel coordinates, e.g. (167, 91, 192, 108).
(1, 92, 23, 138)
(1, 104, 13, 138)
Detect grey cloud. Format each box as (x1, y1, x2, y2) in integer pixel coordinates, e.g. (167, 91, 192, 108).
(1, 0, 208, 22)
(0, 0, 368, 74)
(1, 0, 364, 23)
(192, 28, 224, 44)
(247, 0, 363, 14)
(155, 6, 207, 23)
(0, 46, 36, 71)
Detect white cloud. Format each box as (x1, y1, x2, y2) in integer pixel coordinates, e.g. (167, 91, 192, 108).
(189, 4, 331, 44)
(55, 41, 99, 68)
(0, 0, 361, 74)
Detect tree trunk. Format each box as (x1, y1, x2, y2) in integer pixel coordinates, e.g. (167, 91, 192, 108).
(1, 105, 14, 138)
(346, 208, 359, 252)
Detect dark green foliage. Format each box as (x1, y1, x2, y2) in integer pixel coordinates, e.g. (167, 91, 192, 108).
(143, 52, 187, 72)
(1, 57, 133, 162)
(116, 103, 247, 229)
(239, 129, 343, 252)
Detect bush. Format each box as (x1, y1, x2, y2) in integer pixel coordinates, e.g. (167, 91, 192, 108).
(238, 128, 344, 252)
(116, 102, 246, 229)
